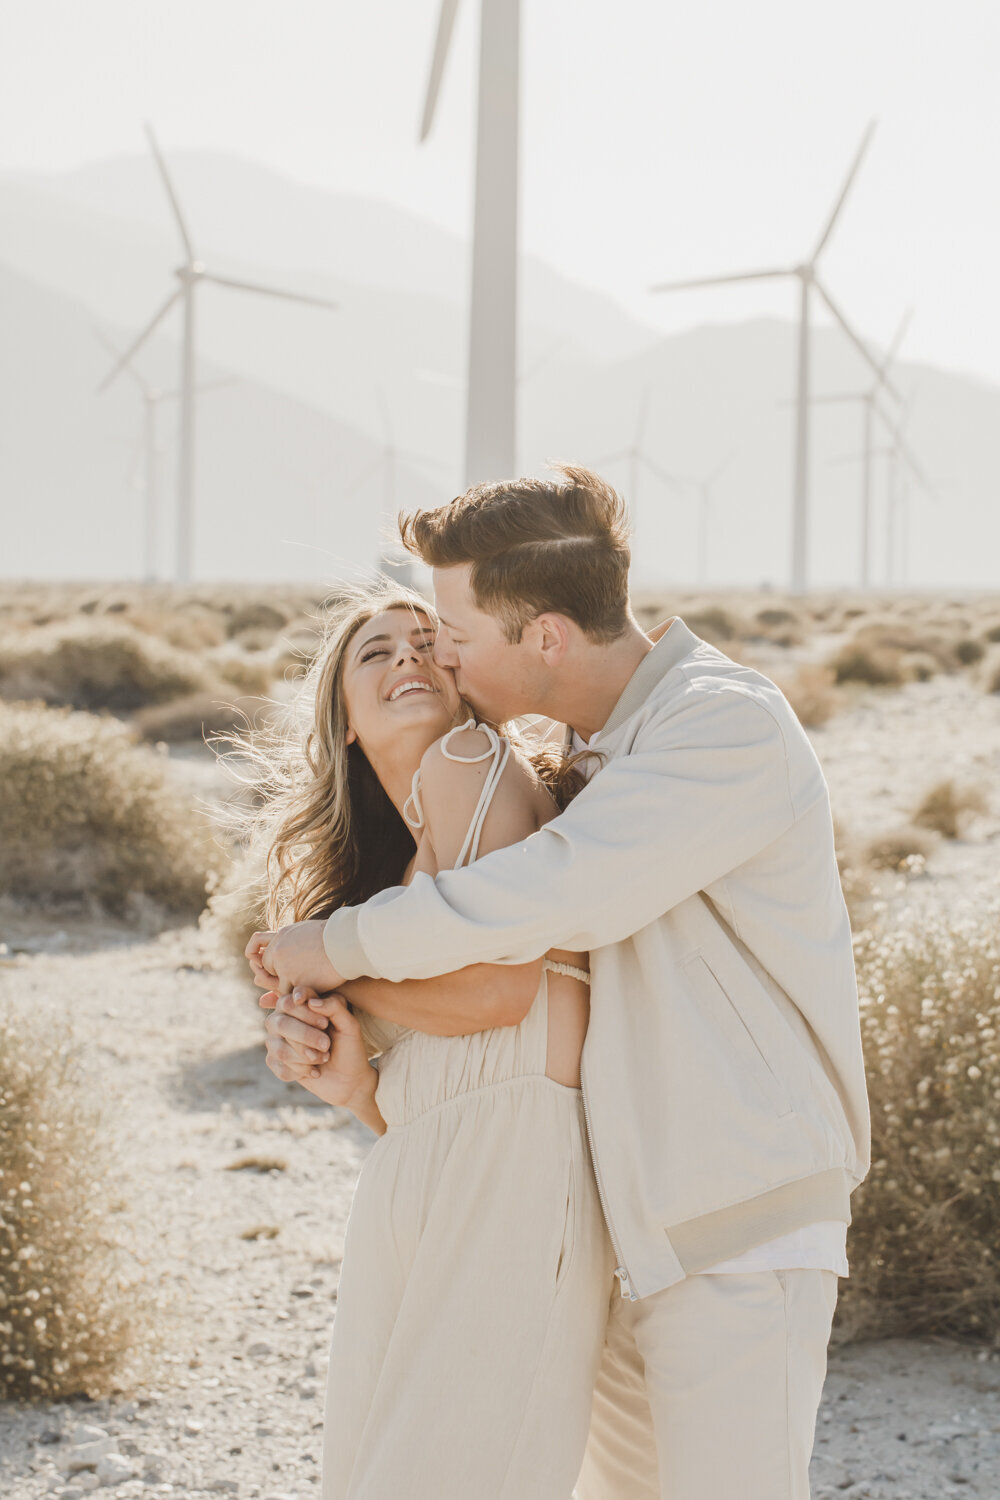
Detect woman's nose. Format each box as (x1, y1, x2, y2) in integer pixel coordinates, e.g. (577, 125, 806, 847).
(393, 640, 423, 666)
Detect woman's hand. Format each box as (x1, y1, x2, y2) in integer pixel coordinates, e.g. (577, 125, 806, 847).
(262, 987, 381, 1123)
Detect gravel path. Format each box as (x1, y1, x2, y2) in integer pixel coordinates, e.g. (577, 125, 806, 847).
(1, 671, 999, 1499)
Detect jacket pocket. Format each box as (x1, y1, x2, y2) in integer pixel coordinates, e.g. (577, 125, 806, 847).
(683, 951, 795, 1119)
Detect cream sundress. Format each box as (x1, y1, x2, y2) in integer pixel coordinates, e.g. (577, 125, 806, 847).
(321, 724, 615, 1500)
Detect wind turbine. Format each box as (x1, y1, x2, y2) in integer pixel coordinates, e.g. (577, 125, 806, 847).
(650, 121, 896, 593)
(597, 386, 685, 536)
(800, 307, 912, 587)
(94, 328, 233, 582)
(343, 385, 449, 573)
(830, 386, 935, 585)
(98, 123, 338, 585)
(419, 0, 519, 486)
(685, 450, 736, 585)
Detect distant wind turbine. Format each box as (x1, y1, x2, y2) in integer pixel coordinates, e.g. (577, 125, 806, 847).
(419, 0, 520, 486)
(684, 450, 737, 585)
(94, 327, 232, 582)
(597, 387, 685, 536)
(98, 123, 338, 585)
(831, 385, 935, 585)
(651, 120, 896, 594)
(343, 385, 449, 572)
(801, 307, 913, 587)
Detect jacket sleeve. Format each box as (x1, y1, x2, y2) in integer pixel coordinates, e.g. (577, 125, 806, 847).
(324, 685, 806, 982)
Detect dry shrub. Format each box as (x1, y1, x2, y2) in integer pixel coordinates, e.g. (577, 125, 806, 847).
(683, 605, 742, 644)
(0, 701, 225, 916)
(838, 896, 1000, 1341)
(830, 642, 904, 688)
(984, 651, 1000, 695)
(200, 854, 268, 969)
(0, 1005, 156, 1399)
(912, 779, 988, 839)
(0, 619, 213, 711)
(226, 602, 289, 638)
(779, 664, 839, 727)
(748, 606, 805, 648)
(127, 607, 227, 653)
(982, 621, 1000, 645)
(862, 825, 938, 872)
(955, 637, 986, 667)
(209, 652, 274, 696)
(134, 691, 272, 745)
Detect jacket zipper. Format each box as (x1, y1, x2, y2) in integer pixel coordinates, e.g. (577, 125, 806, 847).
(580, 1053, 637, 1301)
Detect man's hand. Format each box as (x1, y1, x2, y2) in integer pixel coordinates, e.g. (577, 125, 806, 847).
(259, 987, 334, 1082)
(245, 922, 344, 997)
(261, 986, 382, 1128)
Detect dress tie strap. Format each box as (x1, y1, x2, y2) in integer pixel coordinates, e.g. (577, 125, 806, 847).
(439, 722, 511, 869)
(541, 958, 591, 985)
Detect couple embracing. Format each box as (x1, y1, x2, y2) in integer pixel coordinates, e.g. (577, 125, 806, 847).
(243, 464, 871, 1499)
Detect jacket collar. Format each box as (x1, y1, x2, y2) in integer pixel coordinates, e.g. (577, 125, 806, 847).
(599, 617, 701, 739)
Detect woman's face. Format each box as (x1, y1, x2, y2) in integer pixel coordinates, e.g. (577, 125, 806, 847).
(341, 607, 461, 759)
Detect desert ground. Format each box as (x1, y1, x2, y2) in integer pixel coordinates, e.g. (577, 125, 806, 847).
(1, 583, 999, 1499)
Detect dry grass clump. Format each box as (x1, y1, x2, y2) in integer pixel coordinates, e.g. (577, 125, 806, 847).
(682, 605, 743, 645)
(778, 663, 840, 727)
(862, 825, 938, 872)
(838, 895, 1000, 1341)
(830, 641, 905, 687)
(207, 651, 275, 696)
(0, 619, 214, 711)
(955, 637, 986, 667)
(126, 606, 227, 654)
(0, 1005, 156, 1399)
(200, 855, 268, 969)
(225, 602, 289, 638)
(912, 778, 988, 839)
(0, 701, 225, 916)
(134, 691, 273, 745)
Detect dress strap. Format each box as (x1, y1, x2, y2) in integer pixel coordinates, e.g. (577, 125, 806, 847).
(402, 769, 425, 831)
(542, 958, 591, 986)
(439, 721, 511, 869)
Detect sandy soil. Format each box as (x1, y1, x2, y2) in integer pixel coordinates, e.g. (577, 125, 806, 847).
(2, 669, 1000, 1499)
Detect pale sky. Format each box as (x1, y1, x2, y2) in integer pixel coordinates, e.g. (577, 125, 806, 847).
(3, 0, 998, 384)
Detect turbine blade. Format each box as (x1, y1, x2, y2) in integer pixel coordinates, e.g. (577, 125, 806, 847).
(201, 271, 338, 311)
(341, 455, 384, 502)
(650, 267, 788, 295)
(97, 288, 183, 393)
(93, 326, 149, 396)
(144, 122, 196, 261)
(813, 279, 901, 398)
(881, 305, 914, 374)
(419, 0, 462, 141)
(708, 447, 737, 487)
(641, 456, 686, 492)
(810, 118, 877, 263)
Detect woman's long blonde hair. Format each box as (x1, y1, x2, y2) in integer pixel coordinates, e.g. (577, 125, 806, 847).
(216, 579, 583, 932)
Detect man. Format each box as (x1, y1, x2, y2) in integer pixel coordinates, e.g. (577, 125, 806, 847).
(252, 464, 871, 1499)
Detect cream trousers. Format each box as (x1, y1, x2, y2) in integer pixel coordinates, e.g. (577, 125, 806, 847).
(575, 1267, 840, 1500)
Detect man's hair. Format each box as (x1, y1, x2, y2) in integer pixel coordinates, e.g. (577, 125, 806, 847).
(398, 463, 632, 643)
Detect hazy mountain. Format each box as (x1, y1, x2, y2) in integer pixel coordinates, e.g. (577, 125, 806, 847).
(2, 152, 997, 586)
(0, 264, 442, 582)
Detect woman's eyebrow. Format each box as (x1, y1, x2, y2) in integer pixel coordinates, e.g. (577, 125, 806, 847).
(354, 633, 390, 659)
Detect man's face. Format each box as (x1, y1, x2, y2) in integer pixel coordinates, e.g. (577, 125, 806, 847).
(431, 564, 538, 724)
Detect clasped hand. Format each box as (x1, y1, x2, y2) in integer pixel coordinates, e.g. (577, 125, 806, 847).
(246, 925, 373, 1110)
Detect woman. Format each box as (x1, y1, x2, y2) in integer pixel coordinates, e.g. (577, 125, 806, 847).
(235, 582, 613, 1500)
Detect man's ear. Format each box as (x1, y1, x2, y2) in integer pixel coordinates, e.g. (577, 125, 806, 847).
(532, 613, 571, 664)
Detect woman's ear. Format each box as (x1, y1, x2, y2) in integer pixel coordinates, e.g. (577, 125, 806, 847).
(345, 724, 357, 745)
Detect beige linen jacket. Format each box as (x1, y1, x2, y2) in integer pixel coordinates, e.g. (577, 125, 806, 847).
(323, 619, 872, 1300)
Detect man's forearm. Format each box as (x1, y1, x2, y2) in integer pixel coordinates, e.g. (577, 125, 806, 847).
(339, 962, 540, 1037)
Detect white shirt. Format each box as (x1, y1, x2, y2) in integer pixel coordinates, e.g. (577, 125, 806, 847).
(569, 726, 848, 1278)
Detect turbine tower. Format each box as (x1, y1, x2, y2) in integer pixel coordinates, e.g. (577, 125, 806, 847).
(99, 124, 338, 585)
(94, 328, 232, 582)
(684, 450, 736, 585)
(419, 0, 519, 486)
(803, 308, 912, 587)
(651, 121, 896, 594)
(597, 387, 684, 538)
